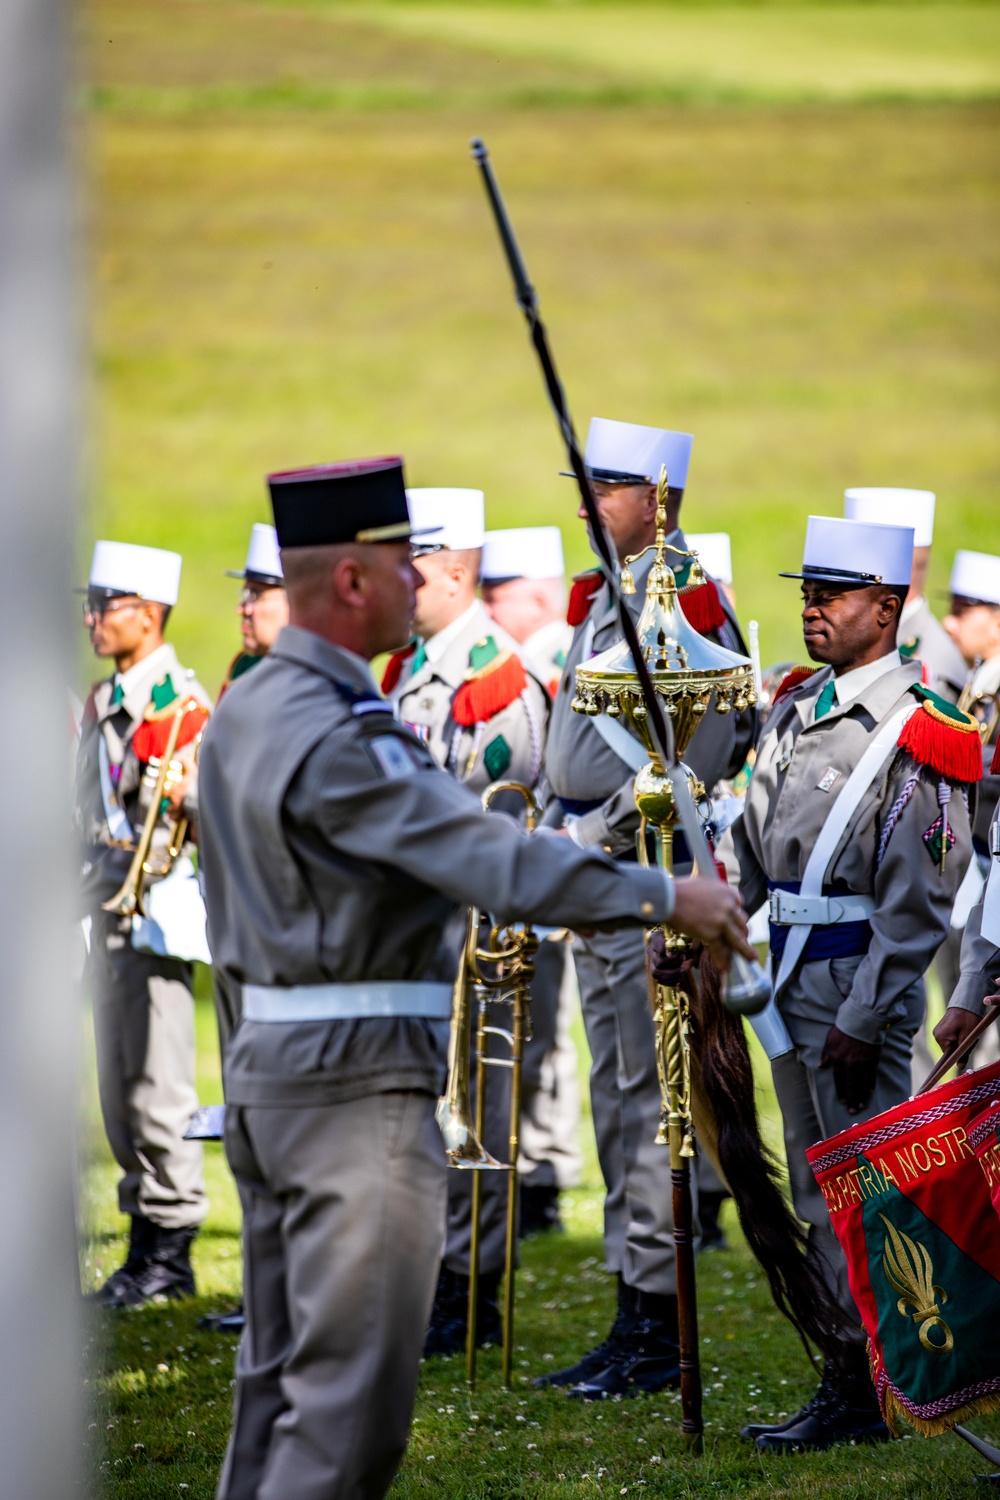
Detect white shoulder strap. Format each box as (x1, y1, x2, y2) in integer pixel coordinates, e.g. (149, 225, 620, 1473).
(588, 711, 648, 773)
(773, 702, 915, 996)
(981, 860, 1000, 946)
(98, 733, 133, 843)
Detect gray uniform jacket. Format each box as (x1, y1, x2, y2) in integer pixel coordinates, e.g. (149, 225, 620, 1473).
(951, 799, 1000, 1016)
(727, 659, 973, 1045)
(963, 653, 1000, 847)
(75, 644, 211, 908)
(545, 530, 756, 856)
(197, 627, 674, 1109)
(392, 600, 548, 792)
(898, 595, 966, 702)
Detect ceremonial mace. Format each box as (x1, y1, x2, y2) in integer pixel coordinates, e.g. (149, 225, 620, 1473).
(470, 138, 769, 1440)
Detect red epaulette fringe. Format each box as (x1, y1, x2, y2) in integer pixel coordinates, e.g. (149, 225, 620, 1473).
(897, 703, 983, 783)
(131, 702, 209, 765)
(381, 644, 415, 695)
(567, 571, 603, 627)
(771, 665, 818, 708)
(677, 576, 727, 636)
(992, 738, 1000, 776)
(452, 651, 527, 727)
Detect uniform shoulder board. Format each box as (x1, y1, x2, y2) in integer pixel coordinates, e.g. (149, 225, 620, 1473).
(380, 642, 415, 695)
(897, 684, 983, 783)
(332, 680, 394, 717)
(452, 636, 528, 727)
(131, 678, 209, 764)
(567, 569, 603, 627)
(674, 558, 727, 636)
(770, 665, 819, 707)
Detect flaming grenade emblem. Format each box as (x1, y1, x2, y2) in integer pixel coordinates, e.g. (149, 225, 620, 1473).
(879, 1214, 954, 1355)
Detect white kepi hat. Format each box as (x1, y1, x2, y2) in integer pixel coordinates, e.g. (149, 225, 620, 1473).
(844, 488, 936, 549)
(481, 526, 565, 583)
(405, 489, 485, 552)
(779, 516, 914, 589)
(685, 532, 732, 586)
(570, 418, 694, 491)
(950, 550, 1000, 607)
(226, 523, 284, 585)
(86, 540, 182, 605)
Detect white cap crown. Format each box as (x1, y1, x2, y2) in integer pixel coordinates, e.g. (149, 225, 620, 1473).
(844, 488, 935, 549)
(88, 541, 182, 605)
(243, 523, 283, 582)
(584, 418, 694, 490)
(685, 532, 732, 586)
(783, 516, 914, 589)
(405, 489, 485, 552)
(950, 550, 1000, 606)
(481, 526, 565, 582)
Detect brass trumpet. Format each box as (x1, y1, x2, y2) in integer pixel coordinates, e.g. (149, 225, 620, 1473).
(436, 779, 539, 1387)
(102, 678, 200, 918)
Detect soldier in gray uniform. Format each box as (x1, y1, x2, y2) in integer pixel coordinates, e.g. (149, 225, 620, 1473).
(386, 489, 551, 1352)
(936, 795, 1000, 1058)
(841, 491, 969, 1085)
(727, 514, 978, 1452)
(481, 525, 583, 1240)
(540, 417, 756, 1399)
(196, 455, 752, 1500)
(76, 541, 211, 1306)
(937, 547, 1000, 1068)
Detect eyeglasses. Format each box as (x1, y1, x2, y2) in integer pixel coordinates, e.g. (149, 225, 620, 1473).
(238, 585, 284, 608)
(82, 597, 139, 621)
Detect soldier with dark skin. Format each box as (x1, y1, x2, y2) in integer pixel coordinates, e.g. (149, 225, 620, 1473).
(726, 515, 979, 1452)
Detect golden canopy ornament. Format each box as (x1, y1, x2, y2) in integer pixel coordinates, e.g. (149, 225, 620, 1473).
(571, 466, 759, 1444)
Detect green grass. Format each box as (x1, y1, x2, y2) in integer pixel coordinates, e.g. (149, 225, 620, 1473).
(81, 982, 1000, 1498)
(82, 4, 1000, 689)
(80, 2, 1000, 1493)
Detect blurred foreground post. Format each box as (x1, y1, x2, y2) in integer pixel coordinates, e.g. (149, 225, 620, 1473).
(0, 0, 80, 1494)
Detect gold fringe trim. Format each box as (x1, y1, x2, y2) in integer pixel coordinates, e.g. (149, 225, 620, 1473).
(882, 1382, 1000, 1439)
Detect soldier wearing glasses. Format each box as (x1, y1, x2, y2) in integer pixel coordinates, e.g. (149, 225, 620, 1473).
(75, 541, 211, 1307)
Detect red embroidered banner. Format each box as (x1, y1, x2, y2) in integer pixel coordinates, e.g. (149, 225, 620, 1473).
(806, 1061, 1000, 1435)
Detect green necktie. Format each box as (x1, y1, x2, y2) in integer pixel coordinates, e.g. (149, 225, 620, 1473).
(411, 641, 427, 674)
(110, 680, 124, 708)
(814, 678, 837, 720)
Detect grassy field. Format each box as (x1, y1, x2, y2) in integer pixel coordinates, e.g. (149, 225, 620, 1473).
(80, 3, 1000, 1496)
(81, 0, 999, 691)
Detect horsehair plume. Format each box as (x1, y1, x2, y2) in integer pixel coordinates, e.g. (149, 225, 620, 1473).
(692, 953, 845, 1365)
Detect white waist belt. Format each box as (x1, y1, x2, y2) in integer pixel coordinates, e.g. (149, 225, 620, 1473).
(243, 981, 452, 1023)
(768, 890, 876, 927)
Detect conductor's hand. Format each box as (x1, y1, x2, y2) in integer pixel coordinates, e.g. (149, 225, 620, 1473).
(670, 877, 754, 971)
(820, 1025, 881, 1116)
(934, 987, 1000, 1070)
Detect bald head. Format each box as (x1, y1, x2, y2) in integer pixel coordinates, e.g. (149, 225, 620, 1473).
(282, 540, 422, 660)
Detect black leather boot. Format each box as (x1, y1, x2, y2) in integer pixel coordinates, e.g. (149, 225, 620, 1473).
(87, 1215, 158, 1306)
(533, 1276, 637, 1390)
(519, 1182, 563, 1239)
(422, 1267, 502, 1358)
(568, 1288, 681, 1399)
(698, 1189, 730, 1252)
(198, 1301, 246, 1334)
(751, 1356, 889, 1452)
(92, 1225, 197, 1309)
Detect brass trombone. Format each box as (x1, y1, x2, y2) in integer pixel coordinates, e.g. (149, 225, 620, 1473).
(435, 779, 539, 1386)
(102, 678, 200, 918)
